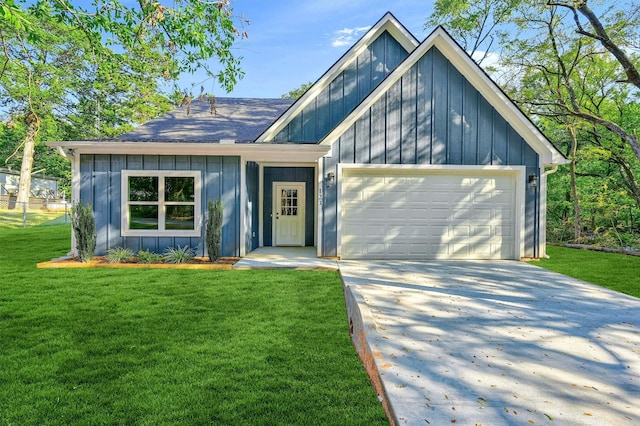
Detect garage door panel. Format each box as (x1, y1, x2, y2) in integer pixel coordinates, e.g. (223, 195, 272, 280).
(406, 208, 429, 219)
(452, 209, 472, 220)
(451, 225, 470, 237)
(430, 208, 451, 220)
(451, 244, 471, 257)
(495, 225, 512, 237)
(473, 225, 492, 237)
(495, 208, 513, 221)
(340, 171, 517, 260)
(473, 208, 492, 220)
(388, 243, 411, 255)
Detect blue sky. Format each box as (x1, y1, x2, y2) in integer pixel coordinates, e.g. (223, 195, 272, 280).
(179, 1, 434, 99)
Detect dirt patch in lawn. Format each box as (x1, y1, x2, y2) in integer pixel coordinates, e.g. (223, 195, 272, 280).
(37, 256, 240, 270)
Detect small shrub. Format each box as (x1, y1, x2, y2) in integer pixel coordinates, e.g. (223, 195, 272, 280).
(137, 249, 164, 264)
(163, 245, 194, 264)
(206, 199, 223, 262)
(106, 247, 134, 263)
(71, 202, 96, 263)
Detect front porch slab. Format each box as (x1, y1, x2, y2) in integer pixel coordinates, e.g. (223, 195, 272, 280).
(233, 247, 339, 270)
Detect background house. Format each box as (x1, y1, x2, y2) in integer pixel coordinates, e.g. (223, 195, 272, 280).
(0, 167, 66, 210)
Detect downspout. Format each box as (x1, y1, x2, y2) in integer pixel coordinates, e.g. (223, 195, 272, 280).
(540, 164, 560, 258)
(544, 164, 559, 177)
(57, 147, 79, 258)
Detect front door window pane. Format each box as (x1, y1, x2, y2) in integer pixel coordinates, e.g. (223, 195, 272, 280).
(129, 205, 158, 229)
(280, 188, 298, 216)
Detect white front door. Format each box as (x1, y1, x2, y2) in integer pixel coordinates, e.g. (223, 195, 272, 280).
(273, 182, 305, 246)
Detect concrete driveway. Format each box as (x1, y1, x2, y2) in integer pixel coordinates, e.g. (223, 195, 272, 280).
(339, 260, 640, 425)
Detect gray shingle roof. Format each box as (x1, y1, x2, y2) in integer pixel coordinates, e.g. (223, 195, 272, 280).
(116, 97, 294, 143)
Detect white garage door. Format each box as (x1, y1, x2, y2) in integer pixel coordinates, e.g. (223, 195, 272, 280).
(340, 170, 517, 259)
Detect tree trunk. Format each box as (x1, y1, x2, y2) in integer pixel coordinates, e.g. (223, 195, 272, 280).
(568, 126, 582, 242)
(16, 113, 40, 205)
(617, 160, 640, 211)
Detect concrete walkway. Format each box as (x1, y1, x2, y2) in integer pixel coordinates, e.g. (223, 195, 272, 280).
(233, 247, 338, 270)
(340, 260, 640, 425)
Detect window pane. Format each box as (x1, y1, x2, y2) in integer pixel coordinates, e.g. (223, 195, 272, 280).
(166, 205, 195, 230)
(165, 177, 195, 202)
(129, 177, 158, 202)
(129, 205, 158, 229)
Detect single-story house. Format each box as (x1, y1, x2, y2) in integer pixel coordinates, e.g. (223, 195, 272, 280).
(49, 13, 567, 260)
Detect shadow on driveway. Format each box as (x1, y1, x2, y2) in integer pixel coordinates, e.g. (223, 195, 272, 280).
(340, 260, 640, 425)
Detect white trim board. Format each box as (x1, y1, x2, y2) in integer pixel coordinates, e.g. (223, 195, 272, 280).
(47, 141, 331, 163)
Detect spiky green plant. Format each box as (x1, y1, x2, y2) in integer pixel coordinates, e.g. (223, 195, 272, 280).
(137, 249, 164, 264)
(106, 247, 134, 263)
(163, 245, 194, 264)
(206, 199, 223, 262)
(71, 202, 96, 262)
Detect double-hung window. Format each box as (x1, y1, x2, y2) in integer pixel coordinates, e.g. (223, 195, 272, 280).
(121, 170, 201, 237)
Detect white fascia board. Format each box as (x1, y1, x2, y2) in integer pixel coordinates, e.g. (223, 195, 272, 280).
(255, 12, 419, 143)
(320, 27, 568, 167)
(46, 141, 331, 163)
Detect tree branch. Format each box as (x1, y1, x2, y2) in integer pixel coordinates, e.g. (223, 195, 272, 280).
(549, 0, 640, 89)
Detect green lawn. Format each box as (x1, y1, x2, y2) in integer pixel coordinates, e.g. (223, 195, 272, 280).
(0, 209, 70, 228)
(0, 224, 387, 425)
(533, 245, 640, 298)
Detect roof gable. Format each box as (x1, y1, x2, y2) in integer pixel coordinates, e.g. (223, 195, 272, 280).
(257, 12, 419, 143)
(319, 26, 568, 167)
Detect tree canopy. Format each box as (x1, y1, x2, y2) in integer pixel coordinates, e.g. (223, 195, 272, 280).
(281, 82, 313, 100)
(0, 0, 247, 203)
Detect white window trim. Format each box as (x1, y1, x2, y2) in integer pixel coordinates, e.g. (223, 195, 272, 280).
(121, 170, 202, 237)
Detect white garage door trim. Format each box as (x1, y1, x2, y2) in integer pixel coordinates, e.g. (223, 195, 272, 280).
(337, 164, 526, 260)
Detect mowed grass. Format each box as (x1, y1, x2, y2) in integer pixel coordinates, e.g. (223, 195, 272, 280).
(0, 224, 388, 425)
(534, 245, 640, 298)
(0, 209, 70, 228)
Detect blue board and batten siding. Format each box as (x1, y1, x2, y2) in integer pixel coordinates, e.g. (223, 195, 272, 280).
(274, 31, 410, 143)
(321, 46, 541, 258)
(79, 154, 241, 256)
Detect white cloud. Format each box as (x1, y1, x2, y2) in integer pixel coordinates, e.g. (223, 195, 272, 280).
(471, 50, 501, 68)
(330, 26, 371, 47)
(471, 50, 522, 89)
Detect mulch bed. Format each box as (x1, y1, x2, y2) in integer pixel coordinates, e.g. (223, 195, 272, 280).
(37, 256, 240, 270)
